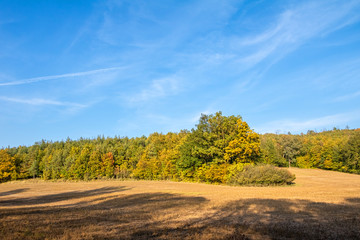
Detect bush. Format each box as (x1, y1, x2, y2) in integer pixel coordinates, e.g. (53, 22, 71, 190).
(227, 164, 296, 186)
(195, 163, 229, 184)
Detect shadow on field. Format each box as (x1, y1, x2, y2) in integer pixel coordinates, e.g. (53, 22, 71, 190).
(346, 198, 360, 204)
(211, 198, 360, 240)
(0, 190, 359, 239)
(0, 186, 128, 206)
(0, 188, 29, 197)
(128, 198, 360, 240)
(0, 191, 208, 240)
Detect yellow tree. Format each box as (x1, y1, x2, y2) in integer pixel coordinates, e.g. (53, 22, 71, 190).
(88, 149, 102, 179)
(224, 119, 260, 164)
(0, 149, 16, 182)
(102, 152, 115, 178)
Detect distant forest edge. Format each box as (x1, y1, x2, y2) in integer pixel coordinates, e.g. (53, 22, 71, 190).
(1, 112, 359, 184)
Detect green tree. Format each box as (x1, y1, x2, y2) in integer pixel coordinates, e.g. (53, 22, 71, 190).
(279, 135, 302, 167)
(178, 112, 257, 180)
(342, 131, 360, 173)
(71, 144, 92, 180)
(260, 134, 286, 166)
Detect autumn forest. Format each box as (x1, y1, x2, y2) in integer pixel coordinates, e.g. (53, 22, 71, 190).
(1, 112, 359, 184)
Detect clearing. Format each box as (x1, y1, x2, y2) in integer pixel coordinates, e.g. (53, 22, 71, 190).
(0, 168, 359, 239)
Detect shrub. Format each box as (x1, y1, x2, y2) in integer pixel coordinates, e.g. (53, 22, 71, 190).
(195, 163, 229, 184)
(227, 164, 296, 186)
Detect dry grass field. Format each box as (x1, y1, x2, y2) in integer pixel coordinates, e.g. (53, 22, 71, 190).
(0, 168, 359, 239)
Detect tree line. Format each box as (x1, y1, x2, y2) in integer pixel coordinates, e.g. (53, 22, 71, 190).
(260, 128, 360, 173)
(0, 112, 359, 183)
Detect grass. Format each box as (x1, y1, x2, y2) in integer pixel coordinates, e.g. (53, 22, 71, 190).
(0, 168, 359, 239)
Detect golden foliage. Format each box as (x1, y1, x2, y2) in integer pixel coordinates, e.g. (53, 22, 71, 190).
(224, 119, 260, 163)
(0, 150, 16, 182)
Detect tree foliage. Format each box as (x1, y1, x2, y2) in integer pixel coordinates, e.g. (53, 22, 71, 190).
(259, 129, 360, 174)
(0, 150, 16, 182)
(224, 119, 260, 164)
(177, 112, 260, 181)
(1, 112, 359, 185)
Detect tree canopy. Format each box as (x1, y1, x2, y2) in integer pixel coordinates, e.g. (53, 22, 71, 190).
(0, 112, 358, 185)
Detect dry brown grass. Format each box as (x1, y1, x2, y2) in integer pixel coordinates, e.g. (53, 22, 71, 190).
(0, 168, 359, 239)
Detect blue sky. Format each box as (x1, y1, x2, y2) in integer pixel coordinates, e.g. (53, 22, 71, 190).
(1, 0, 360, 147)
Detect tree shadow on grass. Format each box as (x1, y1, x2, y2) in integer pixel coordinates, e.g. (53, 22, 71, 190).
(0, 191, 208, 240)
(0, 189, 359, 240)
(0, 188, 28, 197)
(210, 198, 360, 239)
(346, 198, 360, 204)
(128, 198, 360, 240)
(0, 186, 129, 206)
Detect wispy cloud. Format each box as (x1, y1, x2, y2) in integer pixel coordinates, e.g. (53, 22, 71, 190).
(127, 76, 181, 104)
(0, 96, 87, 108)
(294, 58, 360, 90)
(145, 111, 208, 132)
(116, 109, 217, 136)
(236, 1, 360, 68)
(256, 111, 360, 133)
(189, 109, 217, 124)
(0, 66, 126, 86)
(333, 91, 360, 102)
(65, 17, 94, 53)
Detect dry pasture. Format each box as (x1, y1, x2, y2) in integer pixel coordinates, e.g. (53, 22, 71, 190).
(0, 168, 360, 239)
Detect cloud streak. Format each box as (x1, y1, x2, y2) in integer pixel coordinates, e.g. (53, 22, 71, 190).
(127, 76, 181, 104)
(256, 111, 360, 133)
(0, 96, 87, 108)
(0, 66, 125, 86)
(333, 91, 360, 102)
(236, 0, 360, 68)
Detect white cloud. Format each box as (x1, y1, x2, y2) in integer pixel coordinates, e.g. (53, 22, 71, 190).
(189, 110, 216, 124)
(256, 111, 360, 133)
(0, 66, 126, 86)
(0, 96, 87, 108)
(235, 1, 360, 68)
(333, 91, 360, 102)
(127, 76, 181, 103)
(292, 58, 360, 90)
